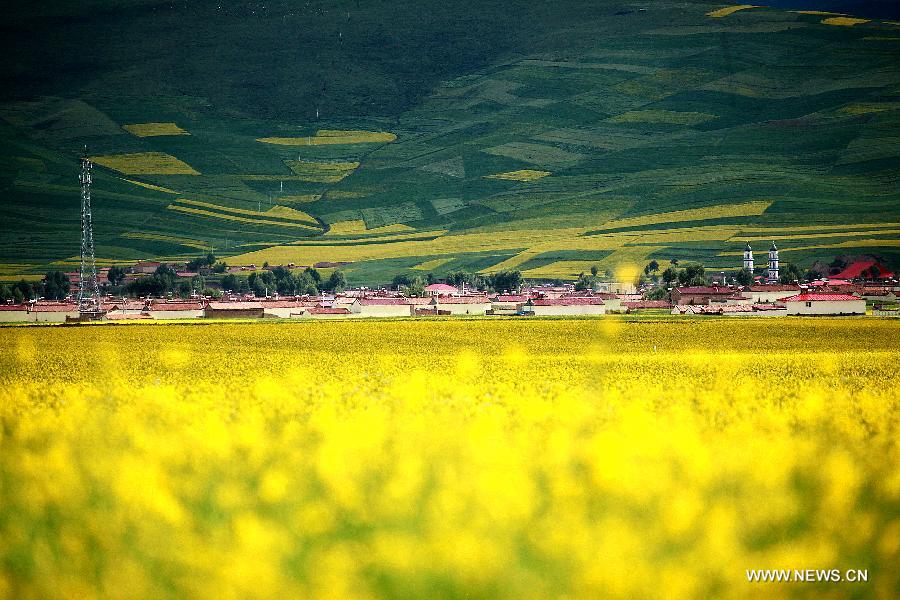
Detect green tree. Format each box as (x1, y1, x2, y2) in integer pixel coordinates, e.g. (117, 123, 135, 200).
(43, 271, 70, 300)
(323, 270, 347, 293)
(401, 275, 426, 297)
(735, 268, 754, 287)
(645, 286, 668, 301)
(644, 260, 660, 275)
(13, 287, 24, 304)
(304, 267, 321, 284)
(487, 270, 522, 293)
(107, 266, 126, 286)
(662, 267, 678, 285)
(574, 272, 595, 292)
(0, 284, 11, 303)
(590, 265, 599, 277)
(779, 263, 803, 285)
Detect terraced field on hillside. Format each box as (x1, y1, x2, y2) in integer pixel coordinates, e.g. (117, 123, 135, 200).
(1, 1, 898, 283)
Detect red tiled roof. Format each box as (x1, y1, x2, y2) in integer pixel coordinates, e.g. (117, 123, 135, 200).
(434, 295, 490, 304)
(0, 304, 28, 311)
(531, 297, 604, 306)
(832, 260, 894, 280)
(425, 283, 458, 292)
(778, 293, 860, 302)
(30, 303, 78, 312)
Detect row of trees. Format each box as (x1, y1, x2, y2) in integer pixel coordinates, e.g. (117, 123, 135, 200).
(391, 269, 524, 296)
(222, 266, 346, 296)
(0, 271, 73, 303)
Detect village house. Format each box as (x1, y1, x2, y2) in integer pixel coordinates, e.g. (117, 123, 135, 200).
(424, 283, 458, 296)
(204, 301, 264, 319)
(432, 295, 492, 315)
(130, 260, 162, 274)
(0, 304, 30, 322)
(671, 286, 736, 305)
(301, 307, 351, 319)
(590, 292, 624, 312)
(744, 284, 802, 303)
(831, 259, 894, 281)
(146, 301, 205, 320)
(29, 302, 80, 322)
(525, 297, 606, 316)
(350, 297, 414, 318)
(778, 293, 866, 316)
(261, 300, 317, 319)
(489, 294, 530, 315)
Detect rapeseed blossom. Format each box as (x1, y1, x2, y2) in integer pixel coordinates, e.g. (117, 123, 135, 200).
(0, 318, 897, 599)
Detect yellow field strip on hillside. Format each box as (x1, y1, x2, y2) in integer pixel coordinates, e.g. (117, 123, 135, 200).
(228, 224, 739, 269)
(484, 170, 551, 182)
(121, 122, 189, 137)
(706, 5, 760, 18)
(838, 103, 900, 114)
(174, 198, 318, 225)
(122, 179, 179, 194)
(296, 230, 448, 246)
(257, 130, 396, 146)
(593, 200, 771, 231)
(167, 206, 321, 231)
(324, 221, 417, 236)
(822, 17, 870, 26)
(91, 152, 199, 175)
(120, 232, 212, 250)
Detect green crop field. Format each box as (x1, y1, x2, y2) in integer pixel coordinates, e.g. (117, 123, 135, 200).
(1, 1, 899, 284)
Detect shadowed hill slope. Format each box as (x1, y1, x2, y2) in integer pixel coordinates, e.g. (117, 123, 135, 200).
(1, 1, 898, 283)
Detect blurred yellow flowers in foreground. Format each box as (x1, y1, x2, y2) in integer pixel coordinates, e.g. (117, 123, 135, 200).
(1, 318, 898, 599)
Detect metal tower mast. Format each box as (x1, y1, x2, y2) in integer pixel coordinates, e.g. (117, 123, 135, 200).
(78, 153, 102, 316)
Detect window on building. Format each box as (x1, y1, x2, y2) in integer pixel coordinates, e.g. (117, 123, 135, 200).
(805, 301, 812, 307)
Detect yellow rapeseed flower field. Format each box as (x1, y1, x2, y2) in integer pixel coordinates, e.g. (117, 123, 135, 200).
(90, 152, 200, 175)
(1, 319, 898, 599)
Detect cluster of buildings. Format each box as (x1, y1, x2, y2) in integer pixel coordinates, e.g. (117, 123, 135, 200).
(2, 277, 896, 323)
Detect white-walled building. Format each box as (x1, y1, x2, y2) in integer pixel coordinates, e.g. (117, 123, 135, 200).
(0, 304, 30, 322)
(745, 284, 801, 303)
(778, 293, 865, 316)
(29, 303, 79, 322)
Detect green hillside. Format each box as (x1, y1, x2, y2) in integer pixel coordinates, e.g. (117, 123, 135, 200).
(1, 1, 899, 284)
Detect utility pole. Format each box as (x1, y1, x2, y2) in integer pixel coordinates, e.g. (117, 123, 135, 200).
(78, 151, 103, 318)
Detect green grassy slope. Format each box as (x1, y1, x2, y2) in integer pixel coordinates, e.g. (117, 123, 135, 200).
(1, 2, 898, 283)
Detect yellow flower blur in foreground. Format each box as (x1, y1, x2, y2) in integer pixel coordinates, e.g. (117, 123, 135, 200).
(0, 319, 898, 599)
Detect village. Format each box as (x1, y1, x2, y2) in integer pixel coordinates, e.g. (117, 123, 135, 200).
(0, 244, 897, 323)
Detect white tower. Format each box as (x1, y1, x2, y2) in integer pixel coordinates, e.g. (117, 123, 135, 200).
(768, 242, 779, 282)
(743, 242, 754, 272)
